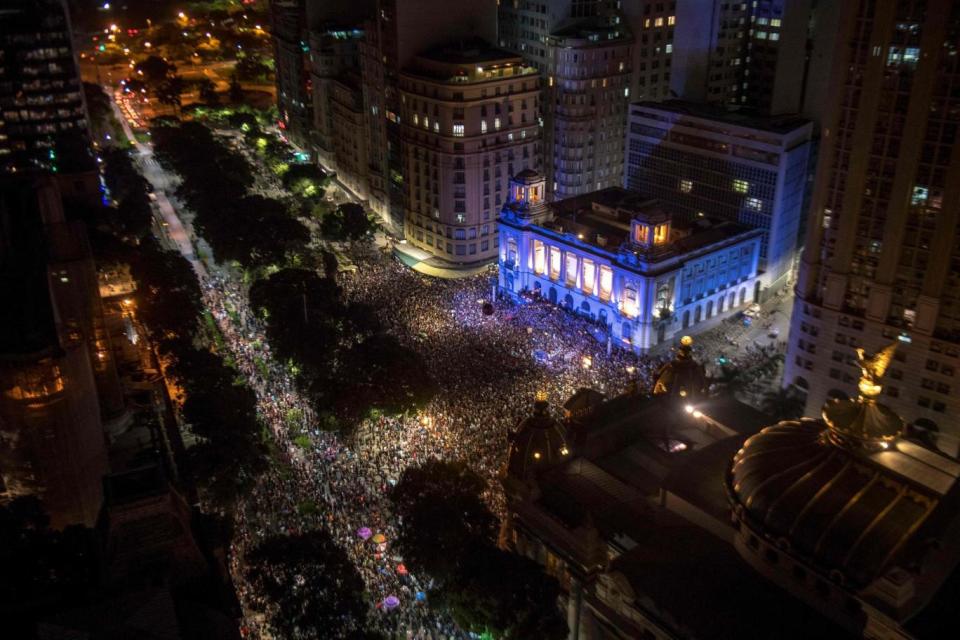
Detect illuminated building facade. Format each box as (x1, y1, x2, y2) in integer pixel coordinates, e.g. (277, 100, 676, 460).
(785, 0, 960, 453)
(359, 0, 498, 231)
(625, 101, 813, 294)
(498, 172, 762, 351)
(0, 176, 113, 527)
(0, 0, 97, 198)
(400, 45, 540, 265)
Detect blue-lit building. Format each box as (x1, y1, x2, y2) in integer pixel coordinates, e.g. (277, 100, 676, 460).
(498, 171, 763, 352)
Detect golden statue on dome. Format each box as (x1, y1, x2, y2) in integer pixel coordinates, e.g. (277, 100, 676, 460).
(854, 342, 897, 398)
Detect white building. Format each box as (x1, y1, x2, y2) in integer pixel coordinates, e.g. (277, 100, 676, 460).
(498, 171, 763, 351)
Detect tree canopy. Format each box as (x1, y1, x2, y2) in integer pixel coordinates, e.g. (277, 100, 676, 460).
(390, 460, 568, 640)
(321, 202, 376, 242)
(244, 530, 375, 639)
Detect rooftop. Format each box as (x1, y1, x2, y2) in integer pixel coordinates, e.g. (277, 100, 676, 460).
(406, 39, 537, 84)
(525, 187, 756, 262)
(631, 99, 812, 135)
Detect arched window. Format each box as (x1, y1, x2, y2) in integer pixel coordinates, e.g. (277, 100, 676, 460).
(694, 306, 702, 324)
(682, 309, 690, 329)
(706, 300, 714, 318)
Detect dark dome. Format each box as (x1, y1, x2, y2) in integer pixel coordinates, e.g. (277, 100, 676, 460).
(507, 397, 570, 477)
(652, 336, 707, 399)
(513, 169, 543, 184)
(728, 418, 939, 587)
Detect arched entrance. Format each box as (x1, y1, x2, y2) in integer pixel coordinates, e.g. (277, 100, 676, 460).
(548, 287, 558, 304)
(563, 293, 574, 310)
(718, 296, 725, 313)
(739, 288, 747, 306)
(706, 300, 714, 319)
(598, 308, 608, 328)
(682, 309, 690, 329)
(754, 280, 762, 303)
(694, 306, 702, 324)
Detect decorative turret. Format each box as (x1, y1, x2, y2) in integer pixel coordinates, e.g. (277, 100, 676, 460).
(506, 391, 571, 478)
(651, 336, 707, 401)
(630, 207, 671, 252)
(822, 342, 905, 450)
(500, 170, 550, 225)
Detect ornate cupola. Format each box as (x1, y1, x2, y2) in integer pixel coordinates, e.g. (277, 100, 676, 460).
(630, 207, 671, 251)
(652, 336, 707, 401)
(822, 342, 904, 451)
(506, 391, 571, 478)
(500, 170, 550, 225)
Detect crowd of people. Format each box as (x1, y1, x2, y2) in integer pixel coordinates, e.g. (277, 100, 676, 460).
(198, 254, 676, 638)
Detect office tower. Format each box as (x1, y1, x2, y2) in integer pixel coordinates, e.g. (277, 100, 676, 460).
(0, 0, 97, 199)
(308, 25, 365, 173)
(400, 44, 539, 265)
(670, 0, 814, 115)
(359, 0, 498, 230)
(499, 2, 641, 200)
(0, 176, 111, 527)
(619, 0, 677, 103)
(270, 0, 312, 144)
(786, 0, 960, 451)
(545, 21, 632, 199)
(625, 101, 813, 294)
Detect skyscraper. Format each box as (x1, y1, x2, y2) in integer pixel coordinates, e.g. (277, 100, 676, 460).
(498, 1, 639, 200)
(670, 0, 817, 115)
(270, 0, 312, 145)
(0, 175, 111, 527)
(625, 101, 813, 294)
(785, 0, 960, 452)
(400, 44, 540, 265)
(359, 0, 498, 231)
(0, 0, 97, 198)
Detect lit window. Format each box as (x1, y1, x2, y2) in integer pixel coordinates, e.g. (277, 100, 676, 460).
(453, 123, 464, 137)
(746, 197, 762, 211)
(756, 31, 767, 39)
(679, 179, 692, 193)
(456, 213, 466, 224)
(771, 18, 781, 27)
(582, 259, 596, 295)
(655, 17, 663, 27)
(423, 116, 429, 129)
(911, 186, 929, 205)
(668, 15, 675, 26)
(644, 18, 651, 28)
(733, 179, 749, 194)
(494, 117, 501, 130)
(665, 43, 673, 53)
(481, 119, 487, 133)
(413, 113, 419, 125)
(770, 32, 780, 41)
(433, 121, 439, 133)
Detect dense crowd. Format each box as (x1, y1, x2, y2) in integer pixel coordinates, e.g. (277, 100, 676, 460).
(199, 254, 676, 638)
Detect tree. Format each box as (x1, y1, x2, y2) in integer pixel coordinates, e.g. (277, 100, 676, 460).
(438, 546, 568, 640)
(155, 75, 185, 117)
(135, 55, 175, 87)
(390, 460, 497, 584)
(228, 74, 244, 103)
(244, 530, 374, 639)
(282, 162, 328, 199)
(128, 237, 203, 340)
(760, 387, 806, 422)
(335, 333, 436, 421)
(198, 78, 219, 106)
(235, 55, 271, 82)
(101, 147, 153, 238)
(321, 202, 376, 242)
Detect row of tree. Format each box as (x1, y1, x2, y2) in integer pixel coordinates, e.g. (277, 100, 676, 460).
(150, 121, 311, 273)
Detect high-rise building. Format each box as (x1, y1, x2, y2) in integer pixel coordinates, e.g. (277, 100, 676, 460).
(670, 0, 816, 115)
(358, 0, 498, 231)
(544, 20, 632, 199)
(270, 0, 312, 145)
(625, 101, 813, 294)
(498, 2, 639, 201)
(786, 0, 960, 452)
(0, 175, 112, 528)
(620, 0, 677, 103)
(308, 24, 365, 171)
(0, 0, 97, 199)
(400, 44, 540, 265)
